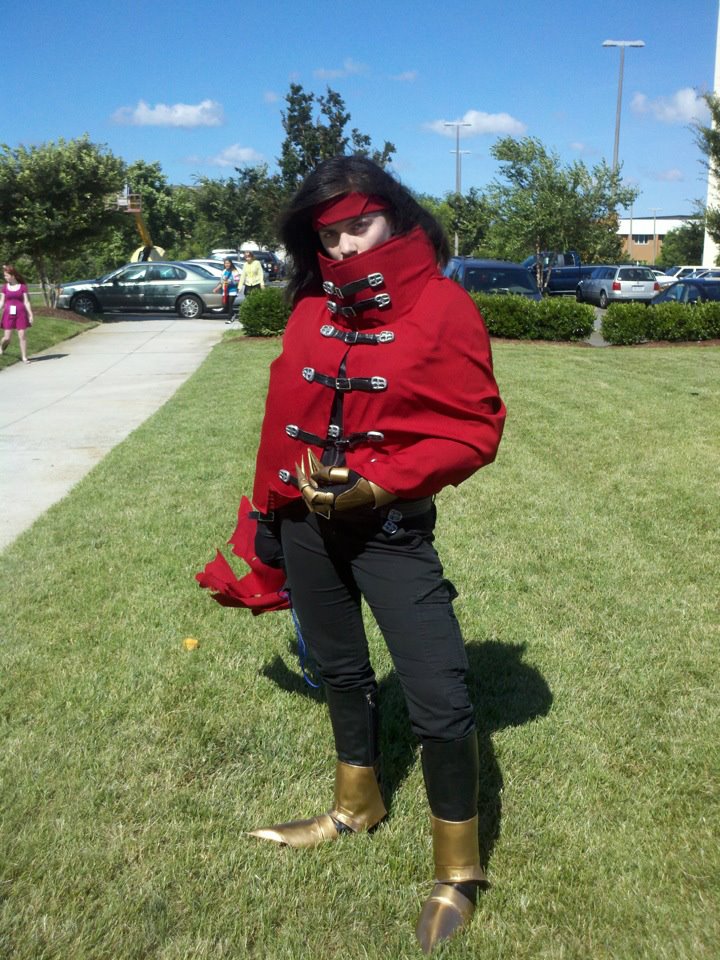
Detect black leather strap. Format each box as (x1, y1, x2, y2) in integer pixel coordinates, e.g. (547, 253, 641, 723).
(285, 423, 385, 449)
(322, 272, 385, 299)
(327, 293, 392, 318)
(302, 367, 388, 392)
(320, 324, 394, 345)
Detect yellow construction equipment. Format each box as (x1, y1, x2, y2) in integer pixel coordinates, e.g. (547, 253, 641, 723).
(111, 188, 166, 262)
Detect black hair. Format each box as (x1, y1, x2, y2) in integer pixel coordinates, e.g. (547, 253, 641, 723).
(279, 155, 450, 302)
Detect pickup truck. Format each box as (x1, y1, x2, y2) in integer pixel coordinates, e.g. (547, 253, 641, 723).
(521, 251, 600, 296)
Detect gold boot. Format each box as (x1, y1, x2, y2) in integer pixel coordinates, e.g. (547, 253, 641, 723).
(248, 760, 387, 849)
(415, 814, 486, 954)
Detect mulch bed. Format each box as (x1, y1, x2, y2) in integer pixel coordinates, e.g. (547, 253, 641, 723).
(36, 307, 94, 323)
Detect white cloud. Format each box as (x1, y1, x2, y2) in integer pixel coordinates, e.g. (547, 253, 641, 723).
(112, 99, 224, 128)
(650, 168, 685, 182)
(313, 58, 367, 80)
(263, 91, 280, 103)
(425, 109, 526, 137)
(630, 87, 709, 124)
(206, 144, 264, 167)
(570, 141, 600, 156)
(391, 70, 418, 82)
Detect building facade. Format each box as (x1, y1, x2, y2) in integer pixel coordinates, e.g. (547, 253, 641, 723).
(617, 214, 694, 264)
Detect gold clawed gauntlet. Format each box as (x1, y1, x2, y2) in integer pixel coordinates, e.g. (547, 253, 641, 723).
(295, 449, 394, 517)
(415, 815, 486, 954)
(248, 760, 387, 849)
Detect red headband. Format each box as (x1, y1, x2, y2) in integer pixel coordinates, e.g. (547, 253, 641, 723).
(312, 192, 389, 230)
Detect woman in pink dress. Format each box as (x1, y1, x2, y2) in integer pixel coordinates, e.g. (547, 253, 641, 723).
(0, 264, 34, 364)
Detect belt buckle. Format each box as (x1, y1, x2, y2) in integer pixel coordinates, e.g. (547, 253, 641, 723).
(336, 378, 352, 391)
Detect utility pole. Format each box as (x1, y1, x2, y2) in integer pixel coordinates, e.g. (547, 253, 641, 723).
(444, 121, 471, 256)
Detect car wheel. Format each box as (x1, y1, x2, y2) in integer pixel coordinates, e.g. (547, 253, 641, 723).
(176, 294, 203, 319)
(599, 290, 609, 309)
(70, 292, 100, 316)
(575, 286, 584, 303)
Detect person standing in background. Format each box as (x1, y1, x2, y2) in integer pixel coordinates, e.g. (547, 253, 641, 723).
(213, 257, 240, 323)
(238, 250, 265, 296)
(0, 265, 34, 364)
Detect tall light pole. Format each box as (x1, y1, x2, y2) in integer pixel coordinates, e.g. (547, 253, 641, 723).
(602, 39, 645, 173)
(444, 121, 471, 255)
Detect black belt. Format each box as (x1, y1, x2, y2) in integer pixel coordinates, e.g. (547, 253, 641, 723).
(302, 367, 388, 392)
(320, 324, 394, 345)
(285, 424, 384, 448)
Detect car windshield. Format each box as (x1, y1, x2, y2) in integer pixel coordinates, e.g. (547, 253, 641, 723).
(463, 267, 537, 294)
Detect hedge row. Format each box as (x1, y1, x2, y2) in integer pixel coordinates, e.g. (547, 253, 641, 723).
(238, 287, 596, 342)
(470, 293, 595, 341)
(601, 301, 720, 345)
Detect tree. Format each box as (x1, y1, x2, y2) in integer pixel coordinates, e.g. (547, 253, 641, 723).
(0, 136, 125, 302)
(656, 216, 704, 267)
(480, 137, 639, 278)
(192, 165, 283, 253)
(278, 83, 395, 189)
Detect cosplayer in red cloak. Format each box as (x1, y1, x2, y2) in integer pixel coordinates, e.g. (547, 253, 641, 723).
(197, 158, 505, 953)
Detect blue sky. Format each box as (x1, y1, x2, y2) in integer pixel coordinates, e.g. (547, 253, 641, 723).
(4, 0, 718, 219)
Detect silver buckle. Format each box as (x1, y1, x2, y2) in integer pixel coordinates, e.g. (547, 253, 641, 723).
(367, 272, 384, 288)
(320, 324, 335, 337)
(370, 377, 388, 390)
(374, 293, 391, 309)
(327, 424, 341, 439)
(367, 431, 385, 442)
(285, 424, 300, 438)
(302, 367, 315, 382)
(336, 378, 352, 391)
(326, 301, 339, 314)
(377, 330, 395, 342)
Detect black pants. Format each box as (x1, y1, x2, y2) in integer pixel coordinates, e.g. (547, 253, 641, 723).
(280, 506, 475, 745)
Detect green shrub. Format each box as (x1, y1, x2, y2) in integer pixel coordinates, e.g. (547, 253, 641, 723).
(602, 301, 720, 345)
(470, 293, 536, 338)
(239, 287, 291, 336)
(470, 293, 594, 341)
(534, 297, 595, 340)
(601, 303, 651, 345)
(648, 301, 720, 342)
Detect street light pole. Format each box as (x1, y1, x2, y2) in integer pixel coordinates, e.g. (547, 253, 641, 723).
(444, 121, 471, 255)
(602, 39, 645, 173)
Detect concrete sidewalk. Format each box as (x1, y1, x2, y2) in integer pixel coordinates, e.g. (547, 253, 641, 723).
(0, 316, 226, 551)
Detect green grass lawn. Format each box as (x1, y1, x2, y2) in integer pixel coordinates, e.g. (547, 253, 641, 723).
(0, 309, 97, 369)
(1, 335, 718, 959)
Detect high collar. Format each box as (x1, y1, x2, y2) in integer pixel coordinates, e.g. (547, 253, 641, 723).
(317, 226, 440, 327)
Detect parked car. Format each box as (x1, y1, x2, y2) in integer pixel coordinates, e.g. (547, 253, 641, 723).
(651, 268, 676, 288)
(444, 257, 542, 300)
(521, 250, 600, 295)
(663, 264, 704, 279)
(650, 277, 720, 304)
(56, 261, 225, 318)
(184, 258, 226, 277)
(577, 265, 660, 308)
(208, 249, 285, 280)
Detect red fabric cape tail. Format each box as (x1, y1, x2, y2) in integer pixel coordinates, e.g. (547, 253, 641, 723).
(196, 496, 289, 615)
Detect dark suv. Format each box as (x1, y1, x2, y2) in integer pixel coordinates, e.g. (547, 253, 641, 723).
(249, 251, 284, 280)
(444, 257, 542, 300)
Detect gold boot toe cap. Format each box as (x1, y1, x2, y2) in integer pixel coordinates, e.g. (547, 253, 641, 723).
(415, 883, 476, 954)
(248, 813, 339, 849)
